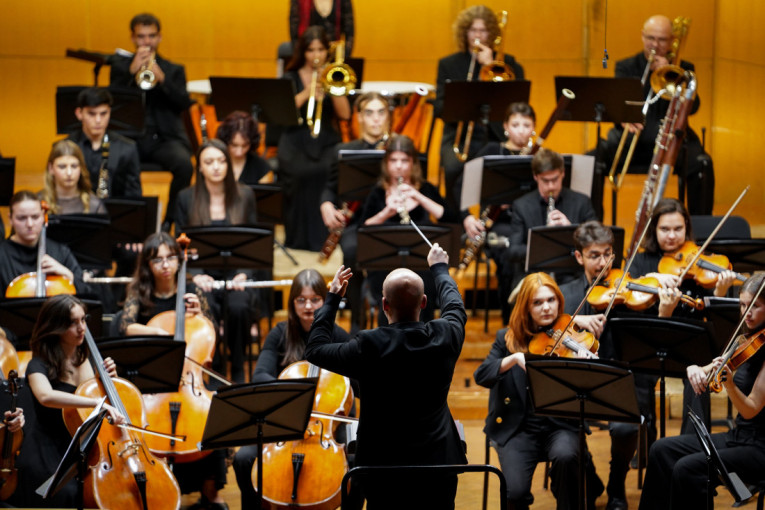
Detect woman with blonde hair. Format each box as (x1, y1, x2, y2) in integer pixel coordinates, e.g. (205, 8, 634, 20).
(474, 272, 603, 510)
(41, 139, 105, 215)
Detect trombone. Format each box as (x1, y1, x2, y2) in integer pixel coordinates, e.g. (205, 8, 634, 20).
(453, 10, 512, 162)
(305, 35, 356, 139)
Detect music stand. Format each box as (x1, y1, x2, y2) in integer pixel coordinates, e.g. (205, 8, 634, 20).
(687, 408, 752, 508)
(65, 48, 115, 86)
(337, 149, 385, 202)
(0, 157, 15, 206)
(704, 239, 765, 274)
(199, 379, 318, 510)
(47, 214, 112, 271)
(209, 77, 301, 126)
(104, 197, 160, 245)
(525, 225, 625, 273)
(554, 76, 645, 224)
(0, 298, 104, 350)
(526, 357, 640, 510)
(609, 315, 717, 437)
(247, 184, 283, 225)
(56, 86, 146, 138)
(96, 337, 186, 394)
(357, 225, 460, 270)
(37, 400, 108, 510)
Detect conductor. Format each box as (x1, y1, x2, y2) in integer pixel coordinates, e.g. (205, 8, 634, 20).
(305, 243, 468, 509)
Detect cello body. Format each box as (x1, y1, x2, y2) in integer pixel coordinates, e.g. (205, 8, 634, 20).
(5, 273, 75, 298)
(142, 310, 216, 463)
(253, 361, 353, 510)
(63, 376, 181, 510)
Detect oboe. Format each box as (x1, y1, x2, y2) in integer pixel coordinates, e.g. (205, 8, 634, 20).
(396, 177, 410, 224)
(546, 192, 556, 225)
(96, 133, 110, 199)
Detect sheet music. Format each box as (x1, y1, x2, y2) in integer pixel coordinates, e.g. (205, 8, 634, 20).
(460, 157, 484, 210)
(568, 154, 595, 197)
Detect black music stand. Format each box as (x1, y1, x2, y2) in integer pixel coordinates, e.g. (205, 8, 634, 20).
(609, 315, 717, 437)
(442, 81, 531, 150)
(554, 76, 645, 224)
(47, 214, 112, 271)
(248, 184, 283, 225)
(705, 239, 765, 274)
(199, 379, 317, 510)
(525, 225, 625, 274)
(209, 77, 301, 126)
(337, 149, 385, 202)
(183, 225, 275, 376)
(0, 157, 15, 206)
(687, 408, 752, 508)
(357, 225, 460, 270)
(37, 401, 108, 510)
(96, 337, 186, 394)
(0, 298, 104, 350)
(526, 357, 640, 510)
(65, 49, 115, 86)
(104, 197, 160, 245)
(56, 86, 146, 138)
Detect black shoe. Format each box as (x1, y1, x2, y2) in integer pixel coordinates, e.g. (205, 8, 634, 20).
(606, 497, 628, 510)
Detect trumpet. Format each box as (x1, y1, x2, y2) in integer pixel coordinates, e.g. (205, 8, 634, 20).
(453, 11, 513, 162)
(135, 51, 158, 90)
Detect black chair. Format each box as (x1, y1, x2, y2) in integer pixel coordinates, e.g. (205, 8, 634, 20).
(482, 434, 550, 510)
(691, 215, 751, 241)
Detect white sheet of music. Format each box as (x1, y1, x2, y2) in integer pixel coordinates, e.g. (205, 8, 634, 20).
(568, 153, 595, 198)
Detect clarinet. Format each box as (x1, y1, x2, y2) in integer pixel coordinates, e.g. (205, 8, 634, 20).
(396, 177, 410, 224)
(96, 133, 110, 199)
(546, 192, 556, 225)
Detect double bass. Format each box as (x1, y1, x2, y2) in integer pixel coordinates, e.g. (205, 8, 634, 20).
(142, 234, 217, 462)
(253, 361, 353, 510)
(5, 201, 75, 298)
(0, 370, 22, 501)
(62, 326, 181, 509)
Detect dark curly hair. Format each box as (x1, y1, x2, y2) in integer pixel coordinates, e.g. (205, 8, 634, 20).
(30, 295, 89, 382)
(216, 110, 260, 154)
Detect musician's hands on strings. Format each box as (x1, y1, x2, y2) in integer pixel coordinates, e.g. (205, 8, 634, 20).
(184, 293, 201, 315)
(658, 286, 682, 317)
(4, 408, 24, 432)
(572, 314, 606, 339)
(427, 243, 448, 267)
(330, 265, 353, 297)
(103, 357, 118, 378)
(714, 269, 738, 297)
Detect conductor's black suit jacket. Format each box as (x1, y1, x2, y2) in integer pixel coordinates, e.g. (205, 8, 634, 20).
(305, 263, 468, 467)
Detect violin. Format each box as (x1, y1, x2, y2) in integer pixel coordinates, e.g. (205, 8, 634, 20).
(142, 234, 216, 463)
(253, 361, 353, 510)
(587, 268, 705, 311)
(708, 328, 765, 393)
(62, 326, 181, 509)
(0, 370, 22, 501)
(659, 241, 747, 289)
(5, 201, 75, 298)
(528, 314, 599, 358)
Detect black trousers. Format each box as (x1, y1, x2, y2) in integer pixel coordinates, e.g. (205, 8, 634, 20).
(136, 135, 194, 225)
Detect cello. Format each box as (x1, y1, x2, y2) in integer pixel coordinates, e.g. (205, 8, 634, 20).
(142, 234, 217, 463)
(5, 201, 75, 298)
(62, 325, 181, 509)
(252, 361, 353, 510)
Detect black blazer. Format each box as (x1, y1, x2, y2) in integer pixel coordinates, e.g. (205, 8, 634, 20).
(305, 263, 468, 467)
(109, 53, 193, 149)
(66, 130, 142, 198)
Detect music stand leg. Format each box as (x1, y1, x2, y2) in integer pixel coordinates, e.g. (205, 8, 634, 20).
(77, 451, 86, 510)
(256, 420, 264, 510)
(611, 188, 618, 227)
(706, 451, 714, 510)
(274, 239, 299, 266)
(484, 255, 490, 334)
(578, 399, 587, 510)
(659, 354, 667, 438)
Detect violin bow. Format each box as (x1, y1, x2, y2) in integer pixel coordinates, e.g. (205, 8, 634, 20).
(676, 185, 749, 282)
(705, 275, 765, 387)
(604, 216, 654, 319)
(549, 256, 614, 355)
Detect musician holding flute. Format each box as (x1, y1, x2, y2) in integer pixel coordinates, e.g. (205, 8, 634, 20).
(599, 15, 712, 215)
(110, 13, 193, 232)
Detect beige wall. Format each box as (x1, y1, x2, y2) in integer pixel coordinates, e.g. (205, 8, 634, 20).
(1, 0, 762, 229)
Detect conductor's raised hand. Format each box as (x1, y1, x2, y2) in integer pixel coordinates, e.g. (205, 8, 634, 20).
(427, 243, 448, 267)
(330, 265, 353, 297)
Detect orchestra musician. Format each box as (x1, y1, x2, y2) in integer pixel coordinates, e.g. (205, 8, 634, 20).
(598, 14, 712, 215)
(109, 12, 194, 232)
(117, 232, 229, 510)
(66, 87, 142, 199)
(473, 272, 603, 510)
(305, 243, 468, 509)
(290, 0, 355, 56)
(174, 139, 258, 384)
(638, 273, 765, 510)
(215, 110, 271, 186)
(40, 140, 106, 215)
(232, 269, 351, 509)
(12, 294, 124, 507)
(0, 191, 87, 294)
(359, 134, 448, 325)
(435, 4, 525, 216)
(321, 91, 391, 332)
(279, 25, 351, 251)
(499, 148, 598, 323)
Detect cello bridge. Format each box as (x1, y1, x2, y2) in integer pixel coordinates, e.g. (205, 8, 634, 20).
(118, 442, 141, 458)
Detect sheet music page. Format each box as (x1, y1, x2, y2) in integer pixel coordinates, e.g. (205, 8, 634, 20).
(460, 157, 484, 210)
(568, 154, 595, 197)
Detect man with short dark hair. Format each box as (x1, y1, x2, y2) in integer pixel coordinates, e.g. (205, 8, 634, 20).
(66, 87, 142, 199)
(110, 12, 193, 230)
(306, 244, 467, 509)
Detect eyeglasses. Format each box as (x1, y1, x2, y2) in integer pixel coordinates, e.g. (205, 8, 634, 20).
(584, 251, 613, 261)
(150, 255, 179, 267)
(295, 297, 323, 307)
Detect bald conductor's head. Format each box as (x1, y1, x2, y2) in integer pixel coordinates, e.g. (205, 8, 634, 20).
(382, 268, 427, 323)
(642, 15, 674, 59)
